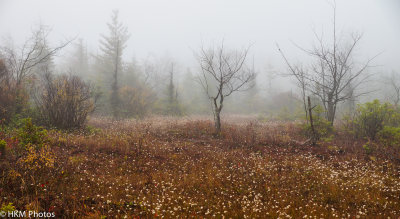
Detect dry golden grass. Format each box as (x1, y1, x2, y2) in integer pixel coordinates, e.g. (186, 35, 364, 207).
(1, 116, 399, 218)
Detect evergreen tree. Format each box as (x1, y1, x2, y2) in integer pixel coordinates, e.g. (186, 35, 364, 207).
(165, 63, 181, 115)
(97, 10, 130, 119)
(69, 38, 89, 79)
(32, 25, 55, 75)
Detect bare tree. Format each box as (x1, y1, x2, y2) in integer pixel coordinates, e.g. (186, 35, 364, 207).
(195, 42, 256, 133)
(384, 71, 400, 106)
(0, 59, 8, 84)
(277, 46, 309, 122)
(1, 25, 71, 86)
(0, 25, 71, 115)
(278, 2, 377, 124)
(0, 59, 13, 121)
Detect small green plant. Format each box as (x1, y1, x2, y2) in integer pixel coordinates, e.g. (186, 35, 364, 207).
(15, 118, 48, 149)
(321, 134, 334, 143)
(362, 141, 375, 155)
(84, 125, 101, 135)
(0, 139, 6, 157)
(0, 202, 15, 213)
(377, 126, 400, 147)
(301, 105, 333, 140)
(0, 139, 6, 148)
(352, 100, 400, 140)
(327, 145, 340, 153)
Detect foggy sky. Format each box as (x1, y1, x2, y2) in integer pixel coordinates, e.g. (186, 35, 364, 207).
(0, 0, 399, 75)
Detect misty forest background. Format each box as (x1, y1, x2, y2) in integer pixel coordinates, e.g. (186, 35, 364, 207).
(1, 7, 399, 126)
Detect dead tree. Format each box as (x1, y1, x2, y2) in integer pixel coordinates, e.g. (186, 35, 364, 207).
(308, 96, 317, 145)
(0, 25, 71, 114)
(0, 59, 13, 121)
(1, 25, 71, 86)
(277, 46, 309, 122)
(278, 2, 377, 125)
(195, 42, 256, 133)
(0, 59, 8, 84)
(384, 71, 400, 106)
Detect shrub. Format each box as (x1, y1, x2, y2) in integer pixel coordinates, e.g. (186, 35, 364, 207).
(377, 126, 400, 147)
(301, 105, 333, 140)
(0, 202, 15, 214)
(84, 125, 101, 136)
(0, 60, 16, 122)
(119, 85, 155, 118)
(352, 100, 400, 140)
(0, 83, 16, 122)
(8, 118, 55, 171)
(0, 139, 6, 157)
(362, 141, 375, 155)
(34, 72, 95, 129)
(15, 118, 49, 149)
(0, 59, 32, 124)
(17, 143, 55, 171)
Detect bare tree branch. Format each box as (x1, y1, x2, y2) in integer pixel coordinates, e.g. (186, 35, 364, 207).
(194, 41, 256, 132)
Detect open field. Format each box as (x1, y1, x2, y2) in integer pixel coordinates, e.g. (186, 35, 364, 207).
(1, 116, 400, 218)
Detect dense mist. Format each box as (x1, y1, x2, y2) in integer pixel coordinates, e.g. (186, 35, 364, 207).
(1, 0, 400, 118)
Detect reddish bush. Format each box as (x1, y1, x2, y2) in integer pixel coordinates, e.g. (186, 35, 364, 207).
(34, 73, 95, 129)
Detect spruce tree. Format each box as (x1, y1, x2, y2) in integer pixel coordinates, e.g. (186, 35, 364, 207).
(98, 10, 130, 119)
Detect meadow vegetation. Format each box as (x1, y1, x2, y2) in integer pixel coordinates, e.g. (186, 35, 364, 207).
(0, 114, 399, 218)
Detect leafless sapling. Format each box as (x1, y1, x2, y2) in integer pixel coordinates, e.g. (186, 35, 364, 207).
(195, 42, 256, 133)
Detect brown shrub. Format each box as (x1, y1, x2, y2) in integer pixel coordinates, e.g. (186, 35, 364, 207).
(0, 60, 16, 122)
(34, 73, 95, 129)
(119, 85, 155, 118)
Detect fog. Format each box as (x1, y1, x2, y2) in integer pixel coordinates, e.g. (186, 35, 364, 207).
(1, 0, 400, 116)
(1, 0, 399, 66)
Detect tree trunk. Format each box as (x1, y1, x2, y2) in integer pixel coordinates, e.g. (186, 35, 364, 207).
(215, 109, 221, 134)
(111, 51, 120, 119)
(213, 94, 223, 134)
(308, 96, 317, 145)
(301, 84, 308, 124)
(302, 94, 308, 124)
(327, 101, 335, 125)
